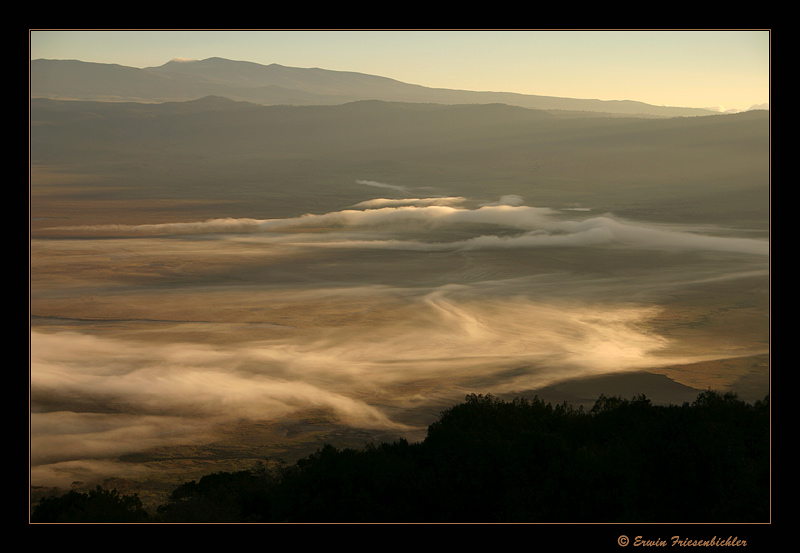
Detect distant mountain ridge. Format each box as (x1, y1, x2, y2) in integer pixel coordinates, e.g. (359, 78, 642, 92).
(31, 57, 722, 117)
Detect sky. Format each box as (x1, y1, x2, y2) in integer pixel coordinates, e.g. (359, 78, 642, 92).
(30, 29, 769, 114)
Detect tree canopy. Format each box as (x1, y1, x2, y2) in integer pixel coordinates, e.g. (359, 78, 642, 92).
(31, 390, 770, 523)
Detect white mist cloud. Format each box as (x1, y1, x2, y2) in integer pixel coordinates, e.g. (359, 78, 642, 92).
(449, 216, 770, 255)
(30, 324, 418, 482)
(30, 329, 409, 432)
(352, 197, 467, 208)
(52, 203, 558, 238)
(356, 179, 411, 194)
(31, 189, 769, 486)
(31, 275, 690, 484)
(481, 194, 525, 206)
(30, 276, 690, 413)
(52, 194, 768, 257)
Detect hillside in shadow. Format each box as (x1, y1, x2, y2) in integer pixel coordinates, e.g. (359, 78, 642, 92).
(30, 97, 770, 230)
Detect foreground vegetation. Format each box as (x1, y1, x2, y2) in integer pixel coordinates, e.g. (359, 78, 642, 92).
(31, 390, 769, 523)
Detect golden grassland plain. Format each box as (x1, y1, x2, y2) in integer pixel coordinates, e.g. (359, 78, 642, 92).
(30, 104, 769, 506)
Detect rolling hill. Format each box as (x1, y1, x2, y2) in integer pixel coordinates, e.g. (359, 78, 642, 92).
(30, 94, 770, 231)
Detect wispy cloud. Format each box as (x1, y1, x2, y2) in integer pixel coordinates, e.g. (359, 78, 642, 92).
(356, 179, 411, 194)
(31, 190, 769, 486)
(56, 195, 768, 256)
(351, 197, 467, 209)
(30, 285, 678, 478)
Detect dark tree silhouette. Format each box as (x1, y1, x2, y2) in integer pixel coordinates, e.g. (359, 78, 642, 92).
(31, 390, 770, 523)
(31, 486, 151, 523)
(156, 465, 280, 522)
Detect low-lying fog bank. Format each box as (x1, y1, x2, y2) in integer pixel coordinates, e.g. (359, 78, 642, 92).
(30, 191, 769, 489)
